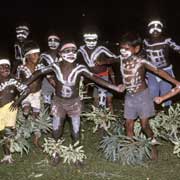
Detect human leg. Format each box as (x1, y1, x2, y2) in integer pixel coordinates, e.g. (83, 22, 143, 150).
(140, 118, 158, 160)
(107, 94, 114, 114)
(125, 119, 135, 137)
(0, 128, 16, 164)
(70, 115, 80, 144)
(160, 65, 175, 107)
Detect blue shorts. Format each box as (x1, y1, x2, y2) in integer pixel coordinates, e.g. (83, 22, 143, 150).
(124, 88, 155, 120)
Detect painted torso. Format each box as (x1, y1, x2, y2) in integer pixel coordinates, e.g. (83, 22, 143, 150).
(16, 64, 43, 93)
(47, 63, 92, 99)
(143, 37, 180, 68)
(121, 56, 155, 94)
(78, 45, 116, 74)
(0, 76, 27, 107)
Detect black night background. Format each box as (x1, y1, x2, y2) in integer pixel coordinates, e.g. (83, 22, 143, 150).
(0, 0, 180, 83)
(1, 1, 180, 178)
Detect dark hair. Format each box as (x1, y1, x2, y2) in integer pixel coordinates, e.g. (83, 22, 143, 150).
(120, 32, 142, 47)
(22, 40, 40, 56)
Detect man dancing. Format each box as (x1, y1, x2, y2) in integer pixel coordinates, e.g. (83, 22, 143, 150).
(143, 19, 180, 108)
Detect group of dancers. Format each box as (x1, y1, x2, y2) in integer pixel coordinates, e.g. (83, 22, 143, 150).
(0, 18, 180, 165)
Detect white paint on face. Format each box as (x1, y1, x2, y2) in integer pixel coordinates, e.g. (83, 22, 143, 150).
(83, 33, 98, 49)
(84, 39, 97, 49)
(61, 48, 77, 63)
(148, 21, 163, 35)
(16, 30, 29, 42)
(120, 48, 132, 58)
(149, 25, 162, 34)
(48, 38, 60, 50)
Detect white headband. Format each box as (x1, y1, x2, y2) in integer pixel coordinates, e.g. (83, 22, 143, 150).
(83, 33, 98, 39)
(48, 35, 60, 41)
(16, 26, 29, 31)
(0, 59, 10, 66)
(25, 49, 40, 56)
(60, 43, 77, 52)
(148, 20, 163, 27)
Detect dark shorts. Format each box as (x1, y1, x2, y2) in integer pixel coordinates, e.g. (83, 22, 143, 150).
(51, 96, 82, 118)
(124, 88, 155, 120)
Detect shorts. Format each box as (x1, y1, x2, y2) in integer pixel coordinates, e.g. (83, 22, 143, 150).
(0, 102, 17, 131)
(22, 90, 41, 110)
(51, 96, 82, 118)
(124, 88, 155, 120)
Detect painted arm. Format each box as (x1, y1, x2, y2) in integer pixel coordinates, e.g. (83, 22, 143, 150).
(167, 38, 180, 53)
(25, 66, 53, 86)
(154, 86, 180, 104)
(143, 60, 180, 86)
(82, 71, 123, 93)
(9, 87, 31, 111)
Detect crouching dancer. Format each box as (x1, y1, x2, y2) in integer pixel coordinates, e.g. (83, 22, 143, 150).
(0, 59, 29, 164)
(24, 42, 123, 165)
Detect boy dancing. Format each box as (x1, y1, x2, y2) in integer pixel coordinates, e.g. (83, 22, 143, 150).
(23, 41, 123, 165)
(96, 32, 180, 160)
(0, 59, 28, 163)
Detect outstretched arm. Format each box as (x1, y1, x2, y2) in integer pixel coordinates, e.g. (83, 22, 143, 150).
(95, 57, 120, 66)
(10, 87, 31, 111)
(143, 60, 180, 86)
(25, 66, 53, 86)
(82, 71, 123, 93)
(154, 86, 180, 104)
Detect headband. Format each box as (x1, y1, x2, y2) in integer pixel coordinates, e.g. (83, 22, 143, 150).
(83, 33, 98, 39)
(16, 26, 29, 31)
(48, 35, 60, 41)
(24, 49, 40, 56)
(60, 43, 77, 52)
(148, 20, 163, 27)
(0, 59, 10, 66)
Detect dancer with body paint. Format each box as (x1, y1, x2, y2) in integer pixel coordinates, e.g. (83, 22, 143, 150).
(143, 19, 180, 108)
(13, 24, 30, 73)
(16, 41, 44, 148)
(19, 42, 123, 165)
(78, 31, 117, 113)
(41, 33, 61, 110)
(0, 59, 29, 164)
(96, 32, 180, 160)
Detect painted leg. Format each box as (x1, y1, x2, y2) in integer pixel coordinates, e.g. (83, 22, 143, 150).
(70, 115, 80, 144)
(51, 116, 65, 166)
(1, 128, 15, 164)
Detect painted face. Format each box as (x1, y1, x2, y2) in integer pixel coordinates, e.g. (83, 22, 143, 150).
(61, 47, 77, 63)
(48, 37, 60, 50)
(120, 44, 133, 59)
(83, 33, 98, 49)
(16, 26, 29, 42)
(148, 20, 163, 37)
(0, 64, 10, 78)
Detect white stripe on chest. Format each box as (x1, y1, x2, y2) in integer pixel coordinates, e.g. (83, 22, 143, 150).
(79, 46, 115, 67)
(52, 64, 92, 86)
